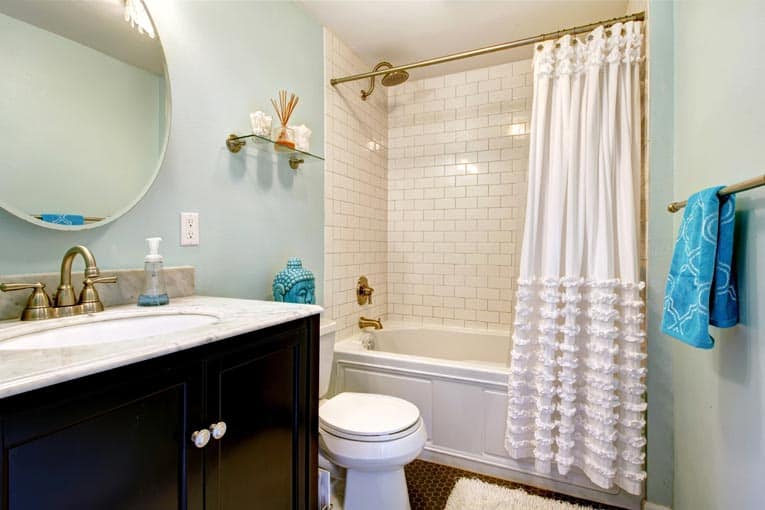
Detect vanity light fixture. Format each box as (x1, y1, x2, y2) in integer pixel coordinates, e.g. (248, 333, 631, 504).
(124, 0, 155, 39)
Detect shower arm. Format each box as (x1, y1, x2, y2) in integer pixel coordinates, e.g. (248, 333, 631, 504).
(360, 62, 391, 100)
(329, 11, 645, 87)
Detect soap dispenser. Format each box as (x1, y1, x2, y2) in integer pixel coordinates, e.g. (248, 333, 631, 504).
(138, 237, 169, 306)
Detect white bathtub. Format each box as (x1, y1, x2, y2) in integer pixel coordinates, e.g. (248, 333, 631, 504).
(332, 323, 641, 510)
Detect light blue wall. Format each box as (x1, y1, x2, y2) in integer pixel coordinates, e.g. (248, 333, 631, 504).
(649, 0, 765, 508)
(670, 1, 765, 508)
(645, 1, 675, 506)
(0, 0, 325, 303)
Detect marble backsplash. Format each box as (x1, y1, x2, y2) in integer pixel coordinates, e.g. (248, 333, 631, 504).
(0, 266, 195, 321)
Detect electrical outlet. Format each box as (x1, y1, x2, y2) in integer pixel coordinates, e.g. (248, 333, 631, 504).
(180, 212, 199, 246)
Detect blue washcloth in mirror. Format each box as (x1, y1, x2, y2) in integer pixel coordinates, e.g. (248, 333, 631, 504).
(661, 186, 738, 348)
(40, 214, 84, 226)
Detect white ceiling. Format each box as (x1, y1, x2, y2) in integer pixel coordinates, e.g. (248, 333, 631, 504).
(0, 0, 164, 75)
(300, 0, 632, 80)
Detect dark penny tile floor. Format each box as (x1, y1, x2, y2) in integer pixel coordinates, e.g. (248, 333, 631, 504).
(405, 460, 625, 510)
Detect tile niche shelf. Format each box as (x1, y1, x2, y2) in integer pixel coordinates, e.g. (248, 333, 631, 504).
(225, 132, 324, 170)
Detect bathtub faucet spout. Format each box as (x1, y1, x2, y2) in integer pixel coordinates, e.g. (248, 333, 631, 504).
(359, 316, 383, 330)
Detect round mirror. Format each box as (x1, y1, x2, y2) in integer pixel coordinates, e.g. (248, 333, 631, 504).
(0, 0, 170, 230)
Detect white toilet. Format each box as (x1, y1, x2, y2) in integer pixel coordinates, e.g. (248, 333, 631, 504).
(319, 322, 426, 510)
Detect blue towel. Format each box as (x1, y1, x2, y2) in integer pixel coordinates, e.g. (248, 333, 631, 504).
(662, 186, 738, 348)
(40, 214, 85, 226)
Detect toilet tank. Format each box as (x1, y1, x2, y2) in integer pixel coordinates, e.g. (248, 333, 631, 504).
(319, 321, 336, 399)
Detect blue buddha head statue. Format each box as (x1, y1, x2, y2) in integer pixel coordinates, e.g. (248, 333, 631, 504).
(273, 258, 316, 304)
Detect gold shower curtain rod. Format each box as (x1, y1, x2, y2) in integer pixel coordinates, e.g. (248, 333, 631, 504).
(329, 11, 645, 86)
(667, 174, 765, 213)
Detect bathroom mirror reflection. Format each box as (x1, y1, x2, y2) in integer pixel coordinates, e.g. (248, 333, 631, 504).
(0, 0, 169, 230)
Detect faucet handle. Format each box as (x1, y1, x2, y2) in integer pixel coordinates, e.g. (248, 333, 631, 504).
(357, 276, 375, 305)
(79, 275, 118, 312)
(0, 282, 54, 321)
(85, 276, 118, 286)
(1, 282, 45, 292)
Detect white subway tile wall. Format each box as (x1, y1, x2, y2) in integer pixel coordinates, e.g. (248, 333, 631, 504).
(324, 29, 388, 339)
(386, 60, 532, 330)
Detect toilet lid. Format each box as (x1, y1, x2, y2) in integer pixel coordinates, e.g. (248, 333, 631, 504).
(319, 392, 421, 437)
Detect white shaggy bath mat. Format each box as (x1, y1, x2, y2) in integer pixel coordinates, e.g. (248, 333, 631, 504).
(444, 478, 599, 510)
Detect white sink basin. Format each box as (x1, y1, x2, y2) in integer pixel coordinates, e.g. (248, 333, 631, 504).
(0, 314, 220, 350)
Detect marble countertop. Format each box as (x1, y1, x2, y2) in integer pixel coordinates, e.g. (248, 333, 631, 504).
(0, 296, 322, 400)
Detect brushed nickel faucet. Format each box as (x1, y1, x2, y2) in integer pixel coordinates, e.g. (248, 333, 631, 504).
(0, 245, 117, 321)
(359, 316, 383, 330)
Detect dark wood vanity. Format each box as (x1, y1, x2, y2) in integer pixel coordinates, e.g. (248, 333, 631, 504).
(0, 316, 319, 510)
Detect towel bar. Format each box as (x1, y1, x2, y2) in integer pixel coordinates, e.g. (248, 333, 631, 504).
(667, 174, 765, 213)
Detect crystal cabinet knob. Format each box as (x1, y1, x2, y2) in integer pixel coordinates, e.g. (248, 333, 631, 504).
(209, 421, 227, 440)
(191, 428, 211, 448)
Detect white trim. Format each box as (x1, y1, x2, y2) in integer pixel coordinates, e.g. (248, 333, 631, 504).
(336, 359, 508, 389)
(643, 502, 672, 510)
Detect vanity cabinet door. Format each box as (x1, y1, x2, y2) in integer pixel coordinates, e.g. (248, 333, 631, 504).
(204, 318, 318, 510)
(0, 361, 205, 510)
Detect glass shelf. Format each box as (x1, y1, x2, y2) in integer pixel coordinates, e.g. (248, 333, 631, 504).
(225, 132, 324, 170)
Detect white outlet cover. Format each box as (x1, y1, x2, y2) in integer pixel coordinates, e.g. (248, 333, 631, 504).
(180, 212, 199, 246)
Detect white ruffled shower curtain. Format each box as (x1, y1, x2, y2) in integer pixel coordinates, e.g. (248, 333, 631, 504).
(504, 22, 646, 495)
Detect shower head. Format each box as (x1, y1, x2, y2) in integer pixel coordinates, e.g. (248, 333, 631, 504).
(380, 69, 409, 87)
(360, 61, 409, 100)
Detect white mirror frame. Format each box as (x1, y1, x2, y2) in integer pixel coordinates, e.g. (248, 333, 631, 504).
(0, 2, 172, 231)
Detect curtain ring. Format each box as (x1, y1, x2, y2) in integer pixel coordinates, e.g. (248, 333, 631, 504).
(536, 44, 544, 52)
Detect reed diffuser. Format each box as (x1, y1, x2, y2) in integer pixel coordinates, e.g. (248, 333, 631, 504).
(271, 90, 299, 151)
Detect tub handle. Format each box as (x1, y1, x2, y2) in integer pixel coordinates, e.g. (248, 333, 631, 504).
(357, 276, 375, 305)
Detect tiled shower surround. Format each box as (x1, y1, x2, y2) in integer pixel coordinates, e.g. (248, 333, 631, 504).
(323, 29, 389, 339)
(324, 30, 532, 335)
(386, 61, 532, 329)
